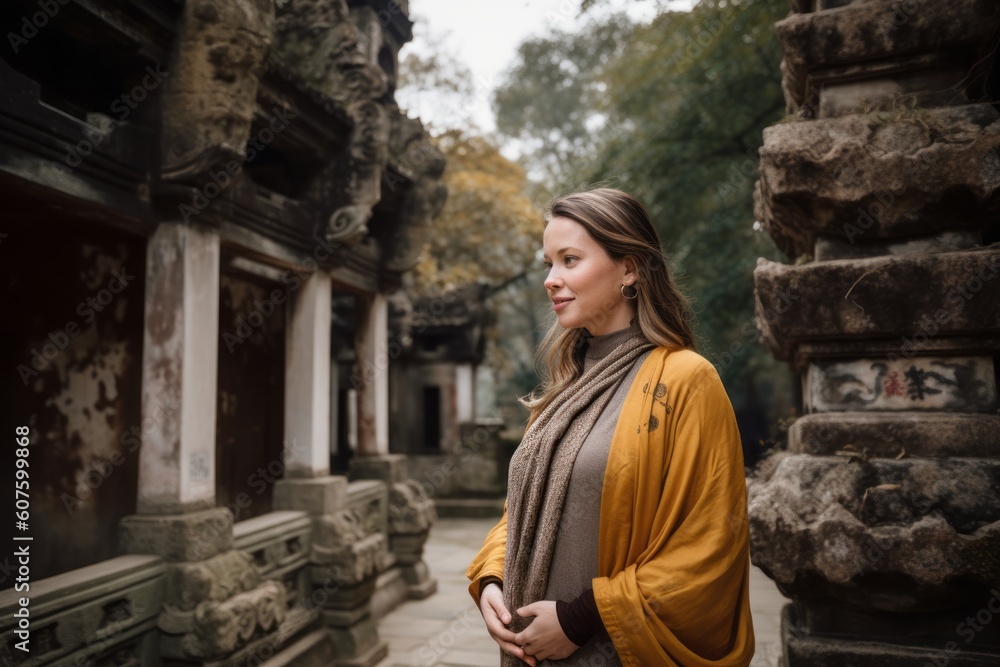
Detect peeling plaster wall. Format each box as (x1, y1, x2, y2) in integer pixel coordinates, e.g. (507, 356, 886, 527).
(0, 213, 145, 583)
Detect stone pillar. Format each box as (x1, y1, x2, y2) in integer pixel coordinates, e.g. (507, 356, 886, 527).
(269, 273, 392, 666)
(272, 267, 346, 521)
(455, 363, 476, 422)
(121, 223, 289, 664)
(351, 294, 389, 456)
(749, 2, 1000, 665)
(135, 222, 219, 516)
(350, 293, 436, 615)
(124, 221, 227, 553)
(354, 292, 389, 456)
(284, 272, 332, 478)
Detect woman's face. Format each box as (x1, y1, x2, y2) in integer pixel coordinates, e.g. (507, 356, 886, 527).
(542, 215, 636, 336)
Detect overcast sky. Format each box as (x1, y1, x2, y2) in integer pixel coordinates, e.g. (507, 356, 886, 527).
(398, 0, 696, 135)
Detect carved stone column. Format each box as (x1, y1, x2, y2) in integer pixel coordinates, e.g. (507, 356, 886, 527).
(749, 2, 1000, 665)
(121, 223, 292, 665)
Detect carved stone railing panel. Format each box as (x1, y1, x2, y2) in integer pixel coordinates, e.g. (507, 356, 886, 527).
(157, 551, 286, 660)
(0, 556, 163, 667)
(235, 510, 313, 583)
(349, 455, 439, 615)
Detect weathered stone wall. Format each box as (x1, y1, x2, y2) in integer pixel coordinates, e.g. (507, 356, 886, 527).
(749, 1, 1000, 664)
(0, 212, 145, 582)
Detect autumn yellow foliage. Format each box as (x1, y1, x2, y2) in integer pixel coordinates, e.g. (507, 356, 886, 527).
(411, 129, 543, 296)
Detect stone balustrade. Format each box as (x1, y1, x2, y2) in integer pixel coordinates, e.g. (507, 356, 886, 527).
(0, 556, 164, 666)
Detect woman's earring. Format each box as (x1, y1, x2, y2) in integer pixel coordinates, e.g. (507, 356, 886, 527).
(621, 283, 638, 300)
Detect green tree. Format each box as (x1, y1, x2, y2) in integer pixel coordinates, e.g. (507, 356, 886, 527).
(409, 129, 542, 294)
(494, 13, 635, 187)
(396, 41, 549, 416)
(495, 0, 794, 434)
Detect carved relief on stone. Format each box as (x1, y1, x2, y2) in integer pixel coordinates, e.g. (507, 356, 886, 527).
(165, 550, 261, 612)
(749, 453, 1000, 609)
(274, 0, 392, 247)
(157, 548, 289, 660)
(310, 507, 386, 586)
(180, 580, 287, 658)
(382, 110, 447, 272)
(323, 101, 391, 245)
(161, 0, 275, 185)
(388, 479, 436, 535)
(274, 0, 387, 109)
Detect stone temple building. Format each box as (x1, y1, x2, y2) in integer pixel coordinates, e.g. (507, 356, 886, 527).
(387, 284, 510, 503)
(749, 1, 1000, 665)
(0, 0, 445, 665)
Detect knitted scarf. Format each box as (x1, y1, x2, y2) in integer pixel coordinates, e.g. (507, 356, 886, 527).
(502, 327, 653, 666)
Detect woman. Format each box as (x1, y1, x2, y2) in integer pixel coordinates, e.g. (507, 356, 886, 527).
(466, 189, 754, 666)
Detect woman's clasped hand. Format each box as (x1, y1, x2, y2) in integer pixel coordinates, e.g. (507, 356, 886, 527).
(479, 583, 579, 665)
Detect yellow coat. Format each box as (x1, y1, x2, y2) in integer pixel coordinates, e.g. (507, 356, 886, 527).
(467, 348, 755, 666)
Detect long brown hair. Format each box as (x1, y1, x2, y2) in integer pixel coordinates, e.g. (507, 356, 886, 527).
(520, 188, 696, 426)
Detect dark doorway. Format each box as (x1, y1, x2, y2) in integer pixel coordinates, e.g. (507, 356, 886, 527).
(215, 268, 286, 523)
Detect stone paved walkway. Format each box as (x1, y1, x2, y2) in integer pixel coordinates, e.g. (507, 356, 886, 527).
(374, 518, 789, 667)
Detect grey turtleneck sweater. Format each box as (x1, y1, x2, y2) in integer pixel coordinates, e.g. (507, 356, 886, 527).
(541, 322, 651, 666)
